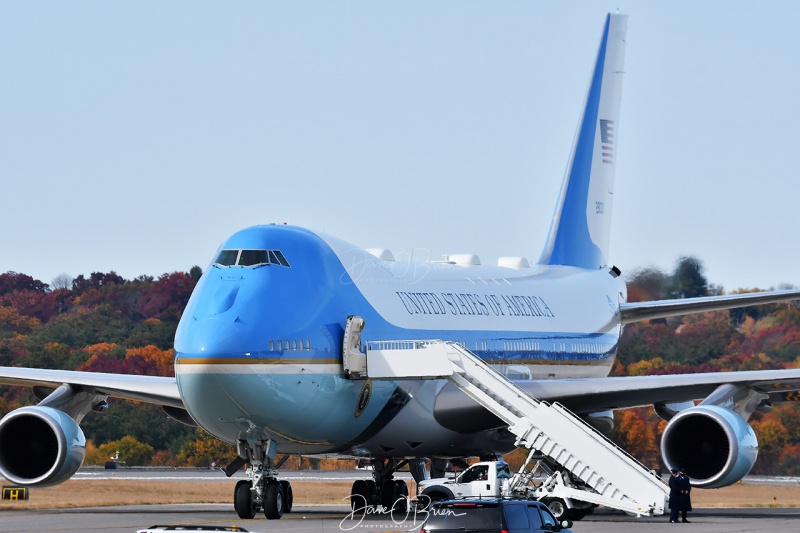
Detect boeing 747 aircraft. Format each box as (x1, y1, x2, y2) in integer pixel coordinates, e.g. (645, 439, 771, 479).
(3, 13, 800, 521)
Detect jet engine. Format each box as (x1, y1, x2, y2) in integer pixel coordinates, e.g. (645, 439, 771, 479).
(661, 404, 758, 488)
(0, 406, 86, 487)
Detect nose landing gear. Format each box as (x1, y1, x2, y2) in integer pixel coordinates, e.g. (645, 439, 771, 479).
(229, 440, 293, 520)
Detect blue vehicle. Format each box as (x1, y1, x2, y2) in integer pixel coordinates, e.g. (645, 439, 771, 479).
(421, 499, 573, 533)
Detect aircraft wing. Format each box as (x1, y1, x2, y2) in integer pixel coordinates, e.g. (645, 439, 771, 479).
(435, 367, 800, 433)
(619, 288, 800, 324)
(520, 369, 800, 413)
(0, 366, 183, 409)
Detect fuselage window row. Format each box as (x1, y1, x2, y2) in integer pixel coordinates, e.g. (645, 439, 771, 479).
(566, 342, 611, 355)
(500, 340, 544, 352)
(267, 339, 311, 352)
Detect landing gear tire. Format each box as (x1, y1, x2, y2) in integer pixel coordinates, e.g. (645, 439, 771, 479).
(380, 479, 399, 510)
(280, 480, 293, 513)
(386, 479, 408, 513)
(264, 480, 284, 520)
(351, 479, 371, 512)
(234, 480, 256, 519)
(365, 479, 379, 506)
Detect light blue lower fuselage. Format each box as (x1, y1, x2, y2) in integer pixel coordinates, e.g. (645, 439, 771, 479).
(174, 225, 625, 458)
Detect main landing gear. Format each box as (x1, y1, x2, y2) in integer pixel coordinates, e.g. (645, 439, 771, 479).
(230, 441, 293, 520)
(350, 459, 410, 513)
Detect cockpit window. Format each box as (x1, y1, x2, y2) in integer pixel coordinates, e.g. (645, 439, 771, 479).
(214, 249, 290, 268)
(269, 250, 290, 267)
(239, 250, 269, 266)
(215, 250, 239, 266)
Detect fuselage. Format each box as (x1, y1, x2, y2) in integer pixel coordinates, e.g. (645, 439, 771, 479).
(173, 224, 626, 458)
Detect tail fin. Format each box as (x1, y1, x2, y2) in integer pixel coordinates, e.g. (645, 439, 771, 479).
(538, 13, 627, 269)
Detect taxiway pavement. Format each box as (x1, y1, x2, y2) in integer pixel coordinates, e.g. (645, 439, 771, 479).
(3, 469, 800, 532)
(2, 504, 800, 533)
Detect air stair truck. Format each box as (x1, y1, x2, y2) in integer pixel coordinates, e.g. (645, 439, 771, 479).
(350, 333, 670, 520)
(417, 458, 597, 520)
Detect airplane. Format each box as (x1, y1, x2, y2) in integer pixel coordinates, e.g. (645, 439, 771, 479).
(3, 12, 800, 521)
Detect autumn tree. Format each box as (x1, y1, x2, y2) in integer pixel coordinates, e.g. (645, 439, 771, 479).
(85, 435, 154, 466)
(611, 408, 663, 468)
(189, 266, 203, 282)
(617, 322, 677, 367)
(749, 414, 789, 474)
(732, 318, 800, 365)
(25, 304, 134, 349)
(0, 272, 48, 294)
(178, 429, 238, 467)
(627, 267, 669, 302)
(71, 271, 125, 296)
(126, 318, 175, 350)
(0, 284, 65, 323)
(136, 272, 197, 323)
(80, 399, 195, 453)
(673, 312, 741, 366)
(51, 273, 73, 291)
(668, 255, 708, 299)
(0, 306, 41, 336)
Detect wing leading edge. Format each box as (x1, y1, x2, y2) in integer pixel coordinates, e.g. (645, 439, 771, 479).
(434, 368, 800, 434)
(619, 288, 800, 324)
(520, 369, 800, 413)
(0, 366, 183, 409)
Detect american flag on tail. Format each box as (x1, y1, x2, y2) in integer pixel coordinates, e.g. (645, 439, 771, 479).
(600, 119, 614, 164)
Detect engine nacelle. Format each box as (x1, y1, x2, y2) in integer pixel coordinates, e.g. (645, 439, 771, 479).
(661, 405, 758, 488)
(0, 406, 86, 487)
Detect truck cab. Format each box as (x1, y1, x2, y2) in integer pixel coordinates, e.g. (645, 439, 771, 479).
(418, 461, 512, 503)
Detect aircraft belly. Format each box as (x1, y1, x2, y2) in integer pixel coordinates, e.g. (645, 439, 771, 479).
(355, 380, 517, 458)
(176, 364, 397, 453)
(176, 365, 518, 458)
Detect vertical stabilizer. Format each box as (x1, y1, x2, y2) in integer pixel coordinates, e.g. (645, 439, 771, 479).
(538, 13, 627, 269)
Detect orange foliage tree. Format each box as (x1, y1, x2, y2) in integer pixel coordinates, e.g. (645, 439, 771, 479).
(612, 408, 663, 469)
(84, 435, 155, 466)
(178, 429, 239, 468)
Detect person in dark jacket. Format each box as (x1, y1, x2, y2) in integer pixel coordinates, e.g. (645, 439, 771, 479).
(678, 468, 692, 523)
(668, 468, 681, 523)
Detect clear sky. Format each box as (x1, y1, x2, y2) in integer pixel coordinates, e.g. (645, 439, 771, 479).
(2, 1, 799, 293)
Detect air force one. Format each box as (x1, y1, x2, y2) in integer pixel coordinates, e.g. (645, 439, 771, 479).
(3, 12, 800, 520)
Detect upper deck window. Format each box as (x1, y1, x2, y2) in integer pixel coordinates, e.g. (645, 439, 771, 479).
(214, 249, 290, 268)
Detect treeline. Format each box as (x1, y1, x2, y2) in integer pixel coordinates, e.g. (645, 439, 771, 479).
(0, 269, 215, 467)
(0, 268, 356, 469)
(2, 258, 800, 474)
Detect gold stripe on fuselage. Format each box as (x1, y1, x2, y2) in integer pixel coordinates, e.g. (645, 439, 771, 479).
(176, 357, 342, 365)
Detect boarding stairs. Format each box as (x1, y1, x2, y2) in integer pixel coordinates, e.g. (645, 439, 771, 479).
(361, 338, 669, 517)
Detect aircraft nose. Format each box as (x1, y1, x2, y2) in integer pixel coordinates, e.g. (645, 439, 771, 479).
(192, 276, 245, 320)
(210, 283, 240, 315)
(174, 271, 265, 359)
(175, 317, 244, 359)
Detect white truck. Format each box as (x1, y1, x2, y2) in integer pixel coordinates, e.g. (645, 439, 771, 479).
(416, 459, 596, 521)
